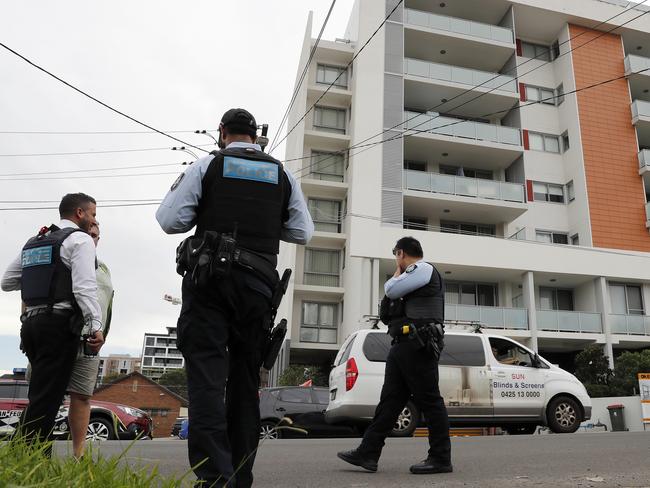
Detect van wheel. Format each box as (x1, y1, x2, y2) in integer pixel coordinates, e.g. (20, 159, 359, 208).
(391, 401, 419, 437)
(547, 396, 581, 433)
(260, 421, 281, 440)
(505, 424, 537, 435)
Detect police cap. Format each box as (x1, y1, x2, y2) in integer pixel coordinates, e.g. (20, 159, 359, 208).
(220, 108, 258, 137)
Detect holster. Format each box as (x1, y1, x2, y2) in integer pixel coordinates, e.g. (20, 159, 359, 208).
(175, 231, 238, 288)
(262, 319, 287, 370)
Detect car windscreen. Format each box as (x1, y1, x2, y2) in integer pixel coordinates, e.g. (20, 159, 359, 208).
(362, 333, 391, 362)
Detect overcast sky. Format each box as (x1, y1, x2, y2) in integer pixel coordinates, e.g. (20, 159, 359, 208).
(0, 0, 354, 372)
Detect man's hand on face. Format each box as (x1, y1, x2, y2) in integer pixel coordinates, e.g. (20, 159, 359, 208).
(87, 330, 104, 353)
(393, 264, 402, 278)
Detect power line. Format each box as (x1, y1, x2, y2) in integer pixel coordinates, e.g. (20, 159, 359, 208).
(0, 171, 179, 182)
(0, 144, 213, 158)
(0, 162, 181, 177)
(269, 0, 404, 154)
(282, 0, 649, 175)
(0, 202, 161, 211)
(0, 42, 210, 154)
(289, 3, 650, 180)
(0, 129, 217, 135)
(267, 0, 337, 153)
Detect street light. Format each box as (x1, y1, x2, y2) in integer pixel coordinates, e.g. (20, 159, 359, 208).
(163, 294, 182, 306)
(194, 129, 219, 145)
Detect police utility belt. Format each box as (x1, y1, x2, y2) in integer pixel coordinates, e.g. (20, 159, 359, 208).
(175, 231, 277, 288)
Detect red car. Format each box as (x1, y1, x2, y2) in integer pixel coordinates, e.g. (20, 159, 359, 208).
(0, 380, 153, 441)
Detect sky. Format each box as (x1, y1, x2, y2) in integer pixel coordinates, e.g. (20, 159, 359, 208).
(0, 0, 355, 372)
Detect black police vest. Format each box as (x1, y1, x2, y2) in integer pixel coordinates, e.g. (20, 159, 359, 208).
(195, 147, 290, 255)
(20, 226, 84, 307)
(385, 264, 445, 329)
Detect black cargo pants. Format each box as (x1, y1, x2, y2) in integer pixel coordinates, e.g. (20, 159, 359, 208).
(177, 268, 273, 488)
(357, 336, 451, 465)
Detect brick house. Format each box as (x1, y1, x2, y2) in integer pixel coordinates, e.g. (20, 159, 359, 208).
(93, 371, 187, 437)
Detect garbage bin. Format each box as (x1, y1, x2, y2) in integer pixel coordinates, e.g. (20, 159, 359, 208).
(607, 404, 627, 432)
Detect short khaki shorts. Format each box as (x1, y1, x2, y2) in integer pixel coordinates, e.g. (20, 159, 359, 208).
(66, 344, 101, 397)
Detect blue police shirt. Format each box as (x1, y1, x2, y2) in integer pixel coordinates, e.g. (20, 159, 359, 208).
(155, 142, 314, 244)
(384, 260, 433, 299)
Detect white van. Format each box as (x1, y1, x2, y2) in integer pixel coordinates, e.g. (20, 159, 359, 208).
(326, 329, 592, 436)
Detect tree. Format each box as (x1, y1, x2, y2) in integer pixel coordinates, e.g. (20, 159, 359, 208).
(609, 350, 650, 396)
(158, 368, 188, 400)
(278, 364, 329, 387)
(574, 344, 612, 397)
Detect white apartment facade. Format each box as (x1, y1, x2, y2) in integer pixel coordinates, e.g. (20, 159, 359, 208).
(278, 0, 650, 373)
(141, 326, 184, 380)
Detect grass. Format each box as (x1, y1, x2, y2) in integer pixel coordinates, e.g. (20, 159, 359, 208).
(0, 435, 191, 488)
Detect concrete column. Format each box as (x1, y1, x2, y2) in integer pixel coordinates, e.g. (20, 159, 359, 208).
(595, 276, 615, 369)
(522, 271, 538, 352)
(371, 258, 380, 316)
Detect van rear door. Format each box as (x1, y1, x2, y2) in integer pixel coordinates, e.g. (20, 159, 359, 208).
(329, 333, 357, 403)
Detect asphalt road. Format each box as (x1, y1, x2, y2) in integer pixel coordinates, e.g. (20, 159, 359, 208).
(54, 432, 650, 487)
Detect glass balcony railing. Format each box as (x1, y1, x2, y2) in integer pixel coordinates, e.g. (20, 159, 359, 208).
(625, 54, 650, 75)
(404, 58, 517, 92)
(404, 170, 525, 203)
(646, 202, 650, 223)
(632, 99, 650, 120)
(403, 111, 521, 146)
(639, 149, 650, 169)
(445, 304, 528, 329)
(404, 8, 514, 44)
(610, 314, 650, 335)
(538, 310, 603, 333)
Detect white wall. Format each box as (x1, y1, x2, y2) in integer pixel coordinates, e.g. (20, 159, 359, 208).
(582, 396, 646, 432)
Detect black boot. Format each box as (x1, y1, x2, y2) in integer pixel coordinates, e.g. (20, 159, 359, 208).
(336, 449, 378, 472)
(409, 458, 453, 474)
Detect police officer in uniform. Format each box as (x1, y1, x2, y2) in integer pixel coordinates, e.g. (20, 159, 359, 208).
(156, 108, 313, 487)
(337, 236, 452, 475)
(1, 193, 103, 448)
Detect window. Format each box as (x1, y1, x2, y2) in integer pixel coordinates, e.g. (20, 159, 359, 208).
(552, 41, 561, 60)
(521, 41, 554, 61)
(304, 249, 340, 287)
(301, 302, 338, 344)
(0, 384, 16, 399)
(363, 333, 392, 362)
(526, 85, 556, 105)
(143, 357, 152, 366)
(561, 131, 570, 152)
(445, 282, 497, 307)
(337, 336, 357, 366)
(609, 283, 644, 315)
(489, 337, 535, 368)
(567, 180, 575, 202)
(308, 199, 341, 233)
(279, 388, 312, 404)
(556, 83, 565, 105)
(316, 64, 348, 88)
(313, 389, 330, 405)
(571, 234, 579, 246)
(536, 231, 569, 244)
(528, 132, 561, 153)
(441, 221, 496, 237)
(533, 182, 565, 203)
(144, 347, 155, 356)
(439, 166, 493, 179)
(539, 287, 574, 311)
(119, 368, 128, 375)
(310, 151, 345, 181)
(146, 337, 154, 346)
(314, 106, 346, 134)
(404, 216, 427, 231)
(405, 160, 427, 171)
(439, 335, 486, 367)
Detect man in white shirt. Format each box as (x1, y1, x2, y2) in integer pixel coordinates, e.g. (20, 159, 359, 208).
(1, 193, 103, 449)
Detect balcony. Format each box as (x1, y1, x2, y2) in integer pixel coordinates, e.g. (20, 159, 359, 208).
(625, 54, 650, 77)
(639, 149, 650, 174)
(404, 170, 525, 202)
(610, 314, 650, 335)
(537, 310, 602, 334)
(445, 304, 528, 330)
(403, 111, 521, 148)
(631, 100, 650, 134)
(404, 58, 519, 119)
(404, 9, 515, 73)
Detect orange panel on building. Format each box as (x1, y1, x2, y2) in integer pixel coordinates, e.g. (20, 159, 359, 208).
(570, 24, 650, 251)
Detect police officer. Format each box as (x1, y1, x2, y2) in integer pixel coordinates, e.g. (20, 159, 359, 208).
(337, 236, 452, 475)
(1, 193, 103, 449)
(156, 108, 314, 488)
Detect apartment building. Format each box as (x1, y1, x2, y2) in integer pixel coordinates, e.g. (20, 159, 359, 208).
(140, 327, 184, 380)
(278, 0, 650, 373)
(97, 354, 141, 384)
